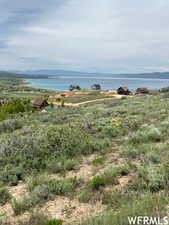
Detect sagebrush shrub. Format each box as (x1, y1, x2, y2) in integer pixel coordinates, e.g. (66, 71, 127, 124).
(125, 125, 162, 144)
(27, 173, 50, 191)
(0, 124, 111, 184)
(17, 210, 49, 225)
(45, 219, 63, 225)
(0, 187, 11, 205)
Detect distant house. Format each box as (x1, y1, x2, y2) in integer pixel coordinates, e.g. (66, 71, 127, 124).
(117, 87, 131, 95)
(91, 84, 101, 90)
(33, 98, 49, 109)
(136, 88, 150, 94)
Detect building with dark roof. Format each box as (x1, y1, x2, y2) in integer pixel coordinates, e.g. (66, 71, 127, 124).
(33, 98, 49, 109)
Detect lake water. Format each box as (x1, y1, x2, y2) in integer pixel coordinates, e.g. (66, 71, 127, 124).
(27, 74, 169, 91)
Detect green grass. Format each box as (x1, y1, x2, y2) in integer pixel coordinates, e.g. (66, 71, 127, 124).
(92, 157, 107, 166)
(27, 173, 50, 192)
(78, 189, 94, 203)
(79, 192, 168, 225)
(46, 157, 79, 174)
(102, 189, 133, 209)
(45, 219, 63, 225)
(90, 164, 131, 190)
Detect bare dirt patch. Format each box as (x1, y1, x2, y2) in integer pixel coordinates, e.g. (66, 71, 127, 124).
(0, 202, 29, 225)
(8, 182, 28, 199)
(40, 196, 106, 225)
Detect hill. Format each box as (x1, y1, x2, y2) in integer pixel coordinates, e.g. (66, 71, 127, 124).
(0, 76, 169, 225)
(0, 71, 49, 79)
(11, 69, 169, 79)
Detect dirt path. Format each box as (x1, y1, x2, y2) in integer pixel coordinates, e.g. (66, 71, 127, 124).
(52, 95, 123, 107)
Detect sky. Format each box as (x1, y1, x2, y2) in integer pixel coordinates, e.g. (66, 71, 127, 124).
(0, 0, 169, 73)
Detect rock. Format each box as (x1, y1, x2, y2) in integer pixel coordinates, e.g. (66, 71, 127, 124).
(91, 84, 101, 90)
(117, 87, 131, 95)
(136, 88, 150, 94)
(69, 85, 81, 91)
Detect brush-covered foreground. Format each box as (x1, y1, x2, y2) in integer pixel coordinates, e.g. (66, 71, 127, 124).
(1, 77, 169, 225)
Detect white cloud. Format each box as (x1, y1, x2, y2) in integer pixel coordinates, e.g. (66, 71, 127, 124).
(0, 0, 169, 72)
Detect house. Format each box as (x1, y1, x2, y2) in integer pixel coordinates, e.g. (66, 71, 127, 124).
(136, 88, 150, 94)
(33, 98, 49, 109)
(117, 87, 131, 95)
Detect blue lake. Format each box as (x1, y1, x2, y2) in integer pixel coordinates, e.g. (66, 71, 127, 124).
(27, 75, 169, 91)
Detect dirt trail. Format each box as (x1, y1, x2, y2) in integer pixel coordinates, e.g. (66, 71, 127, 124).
(52, 95, 123, 107)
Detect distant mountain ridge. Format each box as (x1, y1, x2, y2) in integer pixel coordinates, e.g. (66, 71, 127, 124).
(12, 69, 87, 76)
(0, 71, 48, 79)
(2, 70, 169, 79)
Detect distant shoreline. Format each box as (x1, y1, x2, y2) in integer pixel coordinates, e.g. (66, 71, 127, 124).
(23, 75, 169, 92)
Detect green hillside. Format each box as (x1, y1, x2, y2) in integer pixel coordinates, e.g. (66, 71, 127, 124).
(0, 76, 169, 225)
